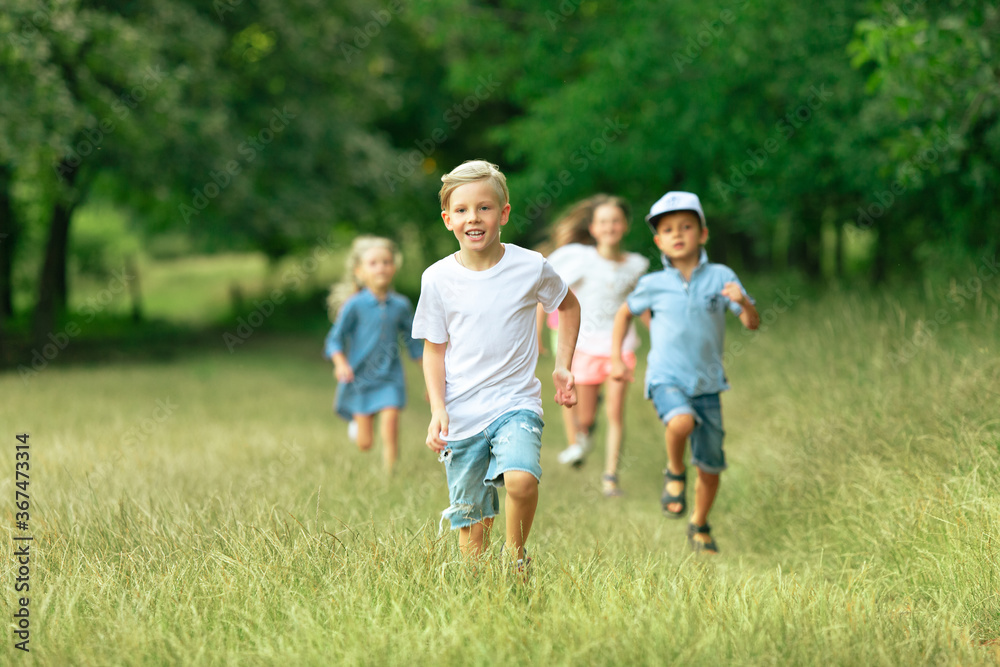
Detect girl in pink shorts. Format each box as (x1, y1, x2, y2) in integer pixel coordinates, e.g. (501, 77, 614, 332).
(538, 196, 649, 496)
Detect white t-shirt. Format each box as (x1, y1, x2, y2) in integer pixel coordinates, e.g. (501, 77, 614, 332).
(412, 244, 569, 441)
(547, 244, 649, 355)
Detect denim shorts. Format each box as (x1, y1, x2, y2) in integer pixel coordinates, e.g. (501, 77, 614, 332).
(649, 385, 727, 474)
(438, 409, 544, 530)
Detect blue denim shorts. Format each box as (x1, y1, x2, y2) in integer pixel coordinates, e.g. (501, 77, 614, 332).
(438, 409, 544, 530)
(649, 385, 727, 474)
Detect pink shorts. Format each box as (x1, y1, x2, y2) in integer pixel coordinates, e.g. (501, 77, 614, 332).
(572, 350, 637, 386)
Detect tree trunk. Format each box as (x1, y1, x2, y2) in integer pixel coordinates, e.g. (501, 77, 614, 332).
(32, 159, 77, 345)
(0, 164, 16, 363)
(0, 164, 16, 318)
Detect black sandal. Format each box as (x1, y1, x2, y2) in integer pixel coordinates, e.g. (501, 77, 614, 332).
(686, 522, 719, 554)
(661, 468, 687, 518)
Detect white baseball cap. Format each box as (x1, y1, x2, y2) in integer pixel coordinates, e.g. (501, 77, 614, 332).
(645, 191, 706, 232)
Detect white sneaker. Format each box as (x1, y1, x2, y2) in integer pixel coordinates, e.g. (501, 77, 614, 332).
(558, 431, 591, 466)
(557, 443, 585, 465)
(347, 420, 358, 443)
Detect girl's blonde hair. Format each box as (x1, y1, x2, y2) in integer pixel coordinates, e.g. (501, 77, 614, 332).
(439, 159, 509, 211)
(327, 235, 402, 321)
(540, 194, 631, 255)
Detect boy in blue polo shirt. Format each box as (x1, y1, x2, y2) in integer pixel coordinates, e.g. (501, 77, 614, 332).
(610, 191, 759, 554)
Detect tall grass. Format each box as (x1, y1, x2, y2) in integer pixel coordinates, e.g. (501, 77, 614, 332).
(1, 274, 998, 665)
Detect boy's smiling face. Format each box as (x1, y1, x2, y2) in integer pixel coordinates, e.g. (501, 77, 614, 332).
(652, 211, 708, 263)
(441, 179, 510, 255)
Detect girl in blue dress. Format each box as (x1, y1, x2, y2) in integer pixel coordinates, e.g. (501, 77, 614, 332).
(324, 236, 423, 472)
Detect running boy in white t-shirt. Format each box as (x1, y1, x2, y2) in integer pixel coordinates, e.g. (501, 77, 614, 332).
(412, 160, 581, 568)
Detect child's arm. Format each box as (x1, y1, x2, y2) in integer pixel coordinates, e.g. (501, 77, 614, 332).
(423, 340, 449, 452)
(552, 290, 580, 407)
(325, 304, 355, 382)
(609, 302, 634, 382)
(722, 282, 760, 330)
(399, 300, 424, 362)
(331, 352, 354, 383)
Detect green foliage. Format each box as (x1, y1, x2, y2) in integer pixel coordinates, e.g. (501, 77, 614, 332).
(70, 201, 141, 278)
(848, 2, 1000, 270)
(4, 0, 999, 332)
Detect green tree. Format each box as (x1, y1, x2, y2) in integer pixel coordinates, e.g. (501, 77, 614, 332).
(410, 0, 878, 277)
(849, 1, 1000, 276)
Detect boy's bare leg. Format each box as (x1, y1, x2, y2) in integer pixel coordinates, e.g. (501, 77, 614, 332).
(690, 469, 720, 547)
(663, 415, 695, 514)
(379, 408, 399, 472)
(458, 517, 494, 557)
(354, 414, 375, 451)
(503, 471, 538, 561)
(603, 377, 627, 477)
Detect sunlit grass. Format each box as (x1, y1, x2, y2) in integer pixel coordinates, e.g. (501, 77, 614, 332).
(2, 274, 998, 664)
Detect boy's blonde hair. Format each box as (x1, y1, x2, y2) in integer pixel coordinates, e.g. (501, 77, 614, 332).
(540, 194, 631, 255)
(439, 159, 509, 211)
(327, 235, 402, 321)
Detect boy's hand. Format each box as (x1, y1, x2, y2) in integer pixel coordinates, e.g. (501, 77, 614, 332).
(610, 357, 632, 383)
(426, 409, 450, 452)
(553, 368, 577, 407)
(333, 361, 354, 383)
(721, 282, 749, 307)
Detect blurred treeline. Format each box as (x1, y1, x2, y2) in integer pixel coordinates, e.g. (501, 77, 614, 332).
(1, 0, 998, 348)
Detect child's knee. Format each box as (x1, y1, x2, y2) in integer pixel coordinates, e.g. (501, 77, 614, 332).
(503, 471, 538, 499)
(696, 467, 720, 485)
(667, 414, 695, 437)
(357, 431, 374, 450)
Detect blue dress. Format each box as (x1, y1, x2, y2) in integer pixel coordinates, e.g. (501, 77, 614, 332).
(324, 289, 423, 421)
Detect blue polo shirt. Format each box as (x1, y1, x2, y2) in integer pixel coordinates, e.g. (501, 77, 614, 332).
(626, 250, 750, 398)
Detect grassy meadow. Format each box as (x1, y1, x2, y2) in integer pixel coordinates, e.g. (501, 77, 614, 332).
(2, 257, 999, 665)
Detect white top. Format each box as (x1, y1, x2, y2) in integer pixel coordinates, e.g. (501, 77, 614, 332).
(547, 244, 649, 355)
(412, 244, 569, 441)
